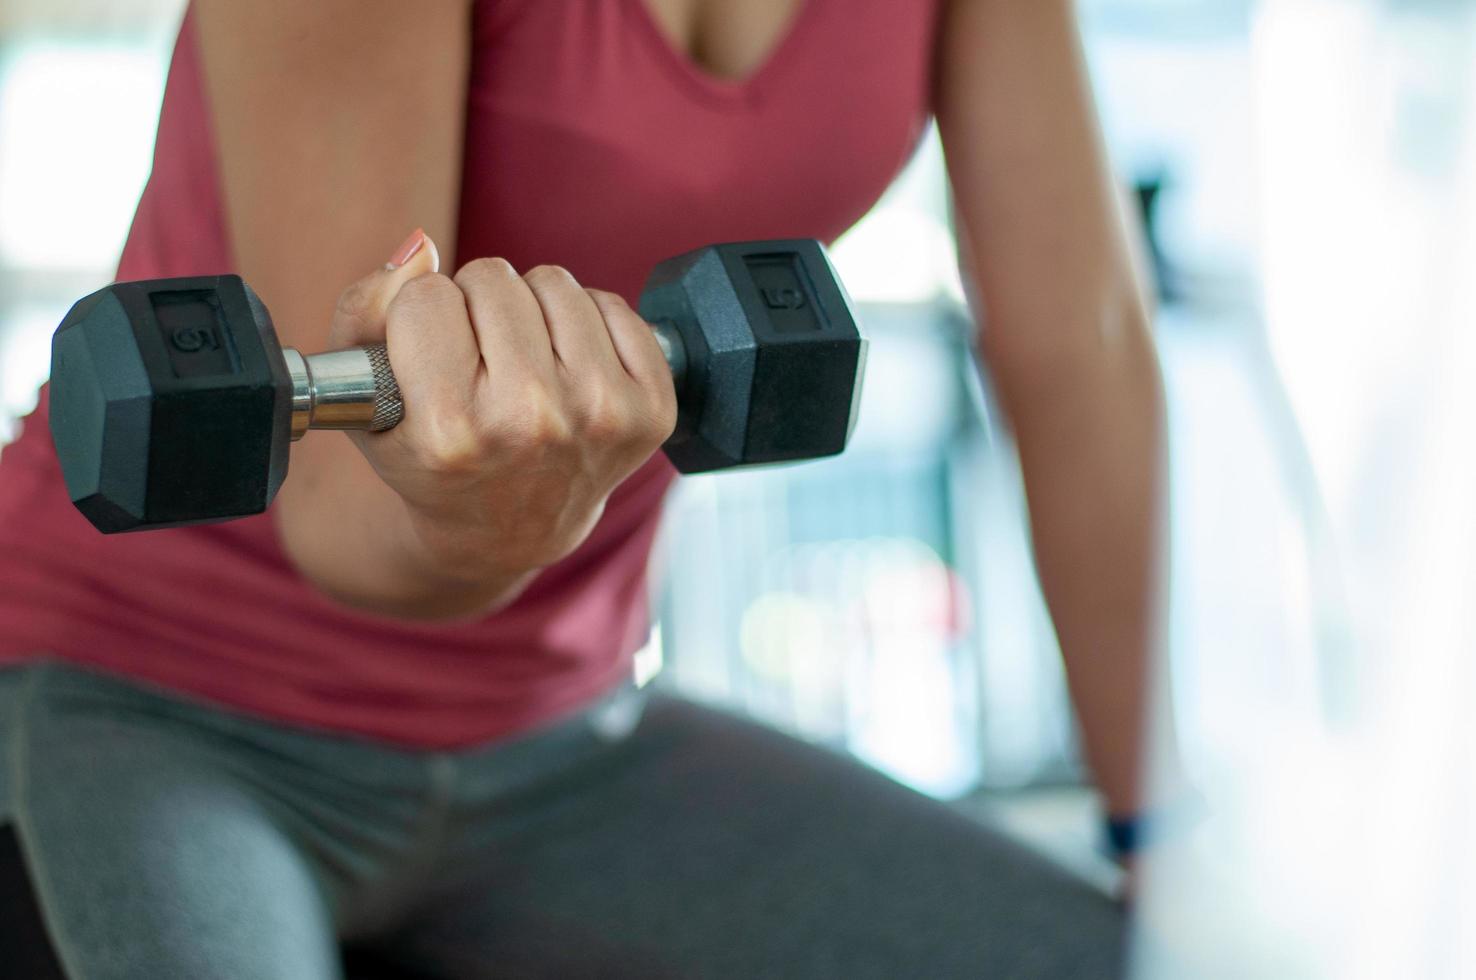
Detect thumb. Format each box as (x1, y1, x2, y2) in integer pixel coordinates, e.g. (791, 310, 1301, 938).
(327, 228, 441, 348)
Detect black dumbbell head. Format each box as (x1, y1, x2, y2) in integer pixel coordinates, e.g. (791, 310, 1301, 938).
(639, 240, 865, 473)
(49, 276, 292, 533)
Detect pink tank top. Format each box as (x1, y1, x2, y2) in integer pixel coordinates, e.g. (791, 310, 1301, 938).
(0, 0, 938, 746)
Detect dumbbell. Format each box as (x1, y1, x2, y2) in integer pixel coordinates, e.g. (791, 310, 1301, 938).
(49, 239, 865, 533)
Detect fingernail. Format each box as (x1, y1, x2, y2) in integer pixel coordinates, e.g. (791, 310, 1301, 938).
(386, 228, 426, 270)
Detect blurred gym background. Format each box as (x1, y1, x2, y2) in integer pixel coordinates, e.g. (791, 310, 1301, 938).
(2, 1, 1472, 977)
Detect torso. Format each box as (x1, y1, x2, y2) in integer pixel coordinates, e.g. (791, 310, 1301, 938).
(0, 0, 941, 747)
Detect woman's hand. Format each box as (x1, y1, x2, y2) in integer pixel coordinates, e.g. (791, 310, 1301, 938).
(327, 233, 678, 590)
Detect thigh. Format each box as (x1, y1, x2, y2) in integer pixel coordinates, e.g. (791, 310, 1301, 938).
(4, 663, 343, 980)
(399, 694, 1125, 980)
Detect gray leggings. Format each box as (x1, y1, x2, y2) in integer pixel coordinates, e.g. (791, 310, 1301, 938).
(0, 660, 1124, 979)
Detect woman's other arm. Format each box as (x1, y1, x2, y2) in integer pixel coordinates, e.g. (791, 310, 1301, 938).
(935, 0, 1177, 820)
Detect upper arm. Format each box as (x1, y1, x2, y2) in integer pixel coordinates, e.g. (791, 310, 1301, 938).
(194, 0, 472, 351)
(934, 0, 1149, 370)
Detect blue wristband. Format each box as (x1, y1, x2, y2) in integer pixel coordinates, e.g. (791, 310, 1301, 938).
(1104, 792, 1205, 859)
(1105, 813, 1150, 858)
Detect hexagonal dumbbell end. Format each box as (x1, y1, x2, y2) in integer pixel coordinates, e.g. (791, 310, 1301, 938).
(639, 240, 866, 473)
(49, 276, 292, 533)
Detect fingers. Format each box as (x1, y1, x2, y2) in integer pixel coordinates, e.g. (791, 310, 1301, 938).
(585, 289, 672, 387)
(586, 288, 679, 442)
(384, 272, 479, 403)
(369, 253, 675, 454)
(521, 265, 619, 373)
(329, 229, 442, 348)
(452, 258, 555, 377)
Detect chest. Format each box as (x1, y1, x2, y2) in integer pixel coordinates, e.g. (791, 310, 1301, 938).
(637, 0, 808, 82)
(457, 0, 940, 298)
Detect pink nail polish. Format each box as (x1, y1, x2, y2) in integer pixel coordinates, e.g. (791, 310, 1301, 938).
(386, 228, 426, 270)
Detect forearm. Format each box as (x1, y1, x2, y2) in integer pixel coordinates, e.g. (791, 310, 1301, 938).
(986, 306, 1169, 816)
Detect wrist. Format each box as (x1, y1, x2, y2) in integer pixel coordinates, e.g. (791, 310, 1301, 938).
(277, 469, 535, 621)
(392, 505, 542, 602)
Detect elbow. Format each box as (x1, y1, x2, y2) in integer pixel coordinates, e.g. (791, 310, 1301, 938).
(977, 289, 1162, 405)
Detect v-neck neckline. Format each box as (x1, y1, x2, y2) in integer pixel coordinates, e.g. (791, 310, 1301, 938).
(627, 0, 819, 104)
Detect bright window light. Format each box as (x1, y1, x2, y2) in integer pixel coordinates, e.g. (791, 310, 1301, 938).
(0, 43, 164, 269)
(831, 126, 965, 305)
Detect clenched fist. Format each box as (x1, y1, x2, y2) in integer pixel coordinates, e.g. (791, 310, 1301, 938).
(328, 232, 677, 585)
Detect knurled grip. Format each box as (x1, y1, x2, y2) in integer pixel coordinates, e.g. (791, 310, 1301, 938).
(365, 343, 403, 431)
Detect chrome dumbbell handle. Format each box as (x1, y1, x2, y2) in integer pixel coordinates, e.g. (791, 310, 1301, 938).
(280, 323, 688, 442)
(282, 345, 402, 440)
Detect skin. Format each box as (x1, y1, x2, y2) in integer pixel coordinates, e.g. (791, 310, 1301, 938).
(195, 0, 1169, 820)
(935, 0, 1173, 819)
